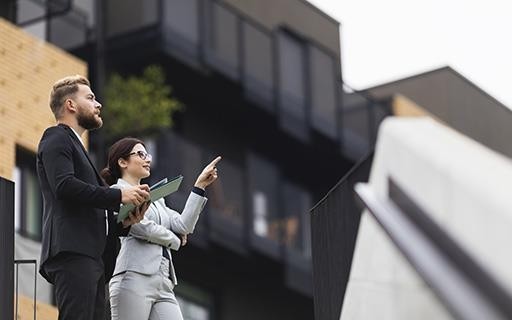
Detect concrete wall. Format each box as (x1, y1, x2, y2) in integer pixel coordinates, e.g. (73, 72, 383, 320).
(342, 117, 512, 319)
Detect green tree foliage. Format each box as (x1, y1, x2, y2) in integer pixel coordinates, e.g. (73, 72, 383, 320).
(103, 65, 182, 140)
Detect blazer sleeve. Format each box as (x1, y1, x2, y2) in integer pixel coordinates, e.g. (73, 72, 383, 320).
(128, 216, 182, 251)
(167, 192, 207, 235)
(40, 129, 121, 211)
(116, 197, 182, 251)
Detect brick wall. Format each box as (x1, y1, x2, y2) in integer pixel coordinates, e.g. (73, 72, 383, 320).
(0, 18, 87, 180)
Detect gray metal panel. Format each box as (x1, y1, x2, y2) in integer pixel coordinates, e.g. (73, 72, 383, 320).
(367, 67, 512, 158)
(0, 177, 15, 320)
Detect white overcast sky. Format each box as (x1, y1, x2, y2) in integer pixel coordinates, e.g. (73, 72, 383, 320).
(307, 0, 512, 108)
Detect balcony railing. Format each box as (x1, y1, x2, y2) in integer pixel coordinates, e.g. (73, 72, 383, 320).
(14, 259, 37, 320)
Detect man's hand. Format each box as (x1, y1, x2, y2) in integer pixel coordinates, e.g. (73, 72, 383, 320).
(121, 184, 150, 206)
(122, 201, 150, 228)
(194, 156, 221, 190)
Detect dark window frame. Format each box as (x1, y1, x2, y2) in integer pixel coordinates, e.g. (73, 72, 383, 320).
(15, 146, 43, 242)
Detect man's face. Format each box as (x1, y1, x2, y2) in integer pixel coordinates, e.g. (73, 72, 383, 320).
(73, 84, 103, 130)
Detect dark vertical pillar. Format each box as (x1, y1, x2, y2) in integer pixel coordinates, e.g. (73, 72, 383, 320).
(0, 177, 15, 320)
(310, 152, 373, 320)
(94, 8, 109, 318)
(91, 0, 107, 167)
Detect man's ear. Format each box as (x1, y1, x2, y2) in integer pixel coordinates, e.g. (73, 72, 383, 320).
(64, 98, 77, 113)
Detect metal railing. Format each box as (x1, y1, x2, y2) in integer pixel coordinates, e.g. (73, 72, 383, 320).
(14, 259, 37, 320)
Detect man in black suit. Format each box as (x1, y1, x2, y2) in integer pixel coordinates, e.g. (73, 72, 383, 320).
(37, 75, 150, 320)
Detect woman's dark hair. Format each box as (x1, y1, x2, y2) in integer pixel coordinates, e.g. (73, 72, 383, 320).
(100, 137, 145, 185)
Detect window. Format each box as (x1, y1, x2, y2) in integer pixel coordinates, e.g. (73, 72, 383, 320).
(310, 45, 338, 139)
(163, 0, 201, 61)
(282, 182, 312, 257)
(48, 9, 88, 50)
(106, 0, 158, 37)
(277, 31, 308, 140)
(15, 147, 43, 241)
(243, 23, 274, 109)
(207, 157, 244, 225)
(156, 133, 202, 210)
(248, 153, 279, 243)
(13, 167, 21, 232)
(16, 0, 47, 40)
(205, 1, 240, 79)
(253, 191, 268, 237)
(73, 0, 95, 27)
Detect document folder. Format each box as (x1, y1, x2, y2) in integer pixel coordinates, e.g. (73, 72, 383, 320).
(117, 175, 183, 222)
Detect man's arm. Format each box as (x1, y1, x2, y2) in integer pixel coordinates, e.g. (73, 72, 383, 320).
(41, 129, 121, 211)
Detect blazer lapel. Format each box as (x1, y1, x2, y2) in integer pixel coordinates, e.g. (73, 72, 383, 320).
(59, 124, 106, 186)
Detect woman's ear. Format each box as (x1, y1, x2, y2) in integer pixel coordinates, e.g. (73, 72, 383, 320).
(118, 158, 128, 169)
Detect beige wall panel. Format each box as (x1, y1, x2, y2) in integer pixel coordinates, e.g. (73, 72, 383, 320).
(0, 18, 87, 180)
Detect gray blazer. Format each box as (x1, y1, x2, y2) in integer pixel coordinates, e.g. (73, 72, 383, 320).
(111, 178, 207, 285)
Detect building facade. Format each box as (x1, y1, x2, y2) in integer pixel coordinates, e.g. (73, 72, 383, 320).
(1, 0, 389, 319)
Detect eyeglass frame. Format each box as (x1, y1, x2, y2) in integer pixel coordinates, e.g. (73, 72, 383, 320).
(128, 150, 152, 161)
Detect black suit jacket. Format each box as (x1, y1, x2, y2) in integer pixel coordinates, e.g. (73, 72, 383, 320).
(37, 124, 127, 283)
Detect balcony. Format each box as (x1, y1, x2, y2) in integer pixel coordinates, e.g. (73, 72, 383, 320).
(151, 131, 314, 295)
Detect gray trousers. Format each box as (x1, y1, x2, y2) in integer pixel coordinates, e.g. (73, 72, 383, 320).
(109, 259, 183, 320)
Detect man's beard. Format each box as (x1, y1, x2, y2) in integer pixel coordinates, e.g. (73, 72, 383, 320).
(77, 108, 103, 130)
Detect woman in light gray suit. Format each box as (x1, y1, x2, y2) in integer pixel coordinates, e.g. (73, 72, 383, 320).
(100, 137, 220, 320)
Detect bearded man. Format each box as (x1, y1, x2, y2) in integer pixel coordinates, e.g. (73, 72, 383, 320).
(36, 75, 150, 320)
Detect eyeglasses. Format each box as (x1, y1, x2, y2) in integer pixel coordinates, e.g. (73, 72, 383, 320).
(129, 150, 152, 161)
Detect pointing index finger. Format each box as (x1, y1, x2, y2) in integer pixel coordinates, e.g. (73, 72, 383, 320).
(208, 156, 222, 168)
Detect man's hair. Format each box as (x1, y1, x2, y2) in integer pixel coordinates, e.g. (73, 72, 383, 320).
(49, 75, 90, 119)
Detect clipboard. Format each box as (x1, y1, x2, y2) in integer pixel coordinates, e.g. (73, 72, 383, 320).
(117, 175, 183, 222)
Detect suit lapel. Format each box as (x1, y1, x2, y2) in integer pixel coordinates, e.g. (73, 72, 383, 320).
(59, 124, 106, 186)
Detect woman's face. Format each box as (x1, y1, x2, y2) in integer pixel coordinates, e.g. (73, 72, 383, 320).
(121, 143, 152, 180)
